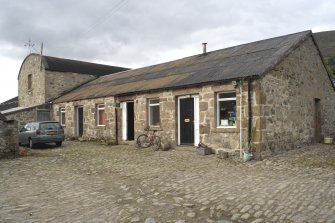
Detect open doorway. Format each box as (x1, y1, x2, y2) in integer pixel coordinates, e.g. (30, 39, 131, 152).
(122, 101, 134, 141)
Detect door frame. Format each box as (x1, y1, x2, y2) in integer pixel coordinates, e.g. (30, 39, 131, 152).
(177, 95, 199, 146)
(75, 106, 84, 137)
(121, 101, 134, 141)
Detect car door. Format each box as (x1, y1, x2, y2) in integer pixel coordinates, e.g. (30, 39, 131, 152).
(22, 124, 31, 144)
(18, 126, 26, 144)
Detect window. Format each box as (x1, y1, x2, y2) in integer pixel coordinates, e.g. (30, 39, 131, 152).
(28, 74, 32, 90)
(217, 92, 236, 128)
(97, 104, 106, 126)
(148, 99, 160, 127)
(60, 108, 66, 126)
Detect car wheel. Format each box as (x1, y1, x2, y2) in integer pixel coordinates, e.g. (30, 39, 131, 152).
(56, 142, 62, 147)
(29, 139, 34, 149)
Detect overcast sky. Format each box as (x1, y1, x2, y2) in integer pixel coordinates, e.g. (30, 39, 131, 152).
(0, 0, 334, 103)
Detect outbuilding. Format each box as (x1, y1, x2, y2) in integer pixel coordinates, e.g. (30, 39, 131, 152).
(2, 54, 129, 127)
(52, 30, 335, 159)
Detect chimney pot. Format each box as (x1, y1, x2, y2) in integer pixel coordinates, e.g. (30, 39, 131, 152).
(202, 42, 207, 54)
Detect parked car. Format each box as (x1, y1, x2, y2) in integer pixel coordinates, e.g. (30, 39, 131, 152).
(19, 121, 65, 148)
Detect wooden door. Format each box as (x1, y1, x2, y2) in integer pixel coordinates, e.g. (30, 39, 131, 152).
(77, 107, 84, 137)
(126, 102, 134, 140)
(179, 98, 195, 145)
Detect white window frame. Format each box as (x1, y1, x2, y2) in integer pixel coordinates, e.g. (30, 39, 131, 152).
(60, 107, 66, 126)
(97, 104, 106, 126)
(217, 92, 237, 128)
(148, 99, 160, 127)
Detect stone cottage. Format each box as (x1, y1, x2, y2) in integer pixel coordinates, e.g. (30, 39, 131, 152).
(2, 54, 129, 127)
(51, 30, 335, 159)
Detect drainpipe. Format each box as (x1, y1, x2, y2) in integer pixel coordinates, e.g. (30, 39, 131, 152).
(239, 80, 243, 158)
(115, 105, 119, 145)
(248, 79, 253, 152)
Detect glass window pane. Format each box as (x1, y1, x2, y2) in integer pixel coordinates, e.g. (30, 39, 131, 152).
(149, 99, 159, 104)
(98, 109, 106, 125)
(218, 100, 236, 126)
(150, 105, 160, 126)
(61, 111, 66, 125)
(40, 122, 60, 130)
(218, 92, 236, 99)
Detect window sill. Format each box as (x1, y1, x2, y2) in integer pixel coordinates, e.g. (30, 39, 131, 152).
(213, 127, 239, 133)
(147, 126, 162, 131)
(97, 125, 106, 127)
(217, 126, 236, 129)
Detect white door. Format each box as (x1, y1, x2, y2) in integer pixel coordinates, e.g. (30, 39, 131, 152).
(121, 102, 127, 141)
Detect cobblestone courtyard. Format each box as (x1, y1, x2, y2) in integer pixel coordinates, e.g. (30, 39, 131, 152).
(0, 141, 334, 223)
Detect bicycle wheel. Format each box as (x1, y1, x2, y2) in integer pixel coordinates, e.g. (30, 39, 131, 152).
(151, 136, 161, 151)
(136, 134, 150, 148)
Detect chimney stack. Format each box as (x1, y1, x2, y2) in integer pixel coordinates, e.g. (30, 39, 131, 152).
(202, 42, 207, 54)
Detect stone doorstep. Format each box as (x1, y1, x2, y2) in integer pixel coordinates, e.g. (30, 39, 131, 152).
(213, 148, 240, 156)
(121, 140, 135, 146)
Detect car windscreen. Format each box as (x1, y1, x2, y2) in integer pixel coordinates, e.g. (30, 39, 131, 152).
(40, 122, 60, 130)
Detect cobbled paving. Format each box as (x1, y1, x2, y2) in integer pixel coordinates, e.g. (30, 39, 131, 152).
(0, 141, 334, 223)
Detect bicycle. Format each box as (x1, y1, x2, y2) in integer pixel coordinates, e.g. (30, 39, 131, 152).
(136, 129, 161, 150)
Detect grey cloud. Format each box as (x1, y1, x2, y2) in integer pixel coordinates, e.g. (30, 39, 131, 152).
(0, 0, 334, 67)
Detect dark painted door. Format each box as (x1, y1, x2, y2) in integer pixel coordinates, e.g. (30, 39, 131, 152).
(180, 98, 194, 145)
(127, 102, 134, 140)
(77, 107, 84, 137)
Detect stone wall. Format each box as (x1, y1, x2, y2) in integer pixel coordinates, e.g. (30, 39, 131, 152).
(18, 54, 46, 107)
(5, 107, 36, 128)
(52, 97, 117, 142)
(45, 71, 97, 102)
(53, 82, 250, 152)
(4, 104, 52, 128)
(0, 120, 19, 158)
(18, 54, 98, 107)
(259, 36, 335, 158)
(119, 82, 249, 151)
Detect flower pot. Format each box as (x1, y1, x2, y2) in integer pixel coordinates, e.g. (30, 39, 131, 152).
(324, 137, 333, 144)
(243, 152, 253, 161)
(196, 147, 212, 156)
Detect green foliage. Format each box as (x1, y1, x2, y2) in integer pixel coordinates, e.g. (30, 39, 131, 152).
(328, 56, 335, 65)
(326, 56, 335, 79)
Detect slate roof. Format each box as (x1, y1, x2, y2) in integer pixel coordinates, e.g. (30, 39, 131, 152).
(19, 54, 130, 78)
(0, 97, 18, 112)
(41, 55, 130, 76)
(54, 30, 312, 103)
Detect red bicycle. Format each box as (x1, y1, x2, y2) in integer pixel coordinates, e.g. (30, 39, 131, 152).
(136, 129, 161, 150)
